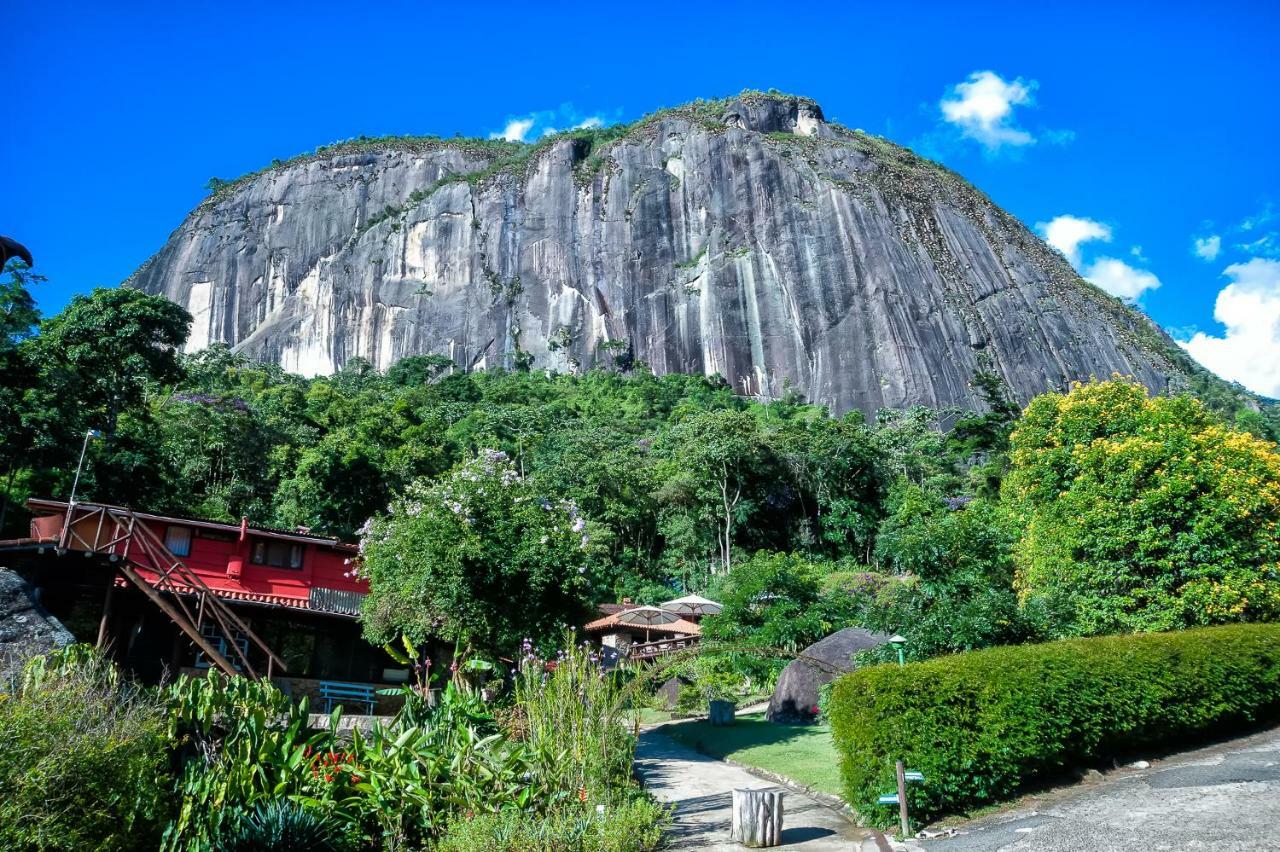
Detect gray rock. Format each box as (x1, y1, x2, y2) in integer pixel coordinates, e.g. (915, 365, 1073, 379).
(655, 674, 693, 710)
(767, 626, 889, 723)
(0, 568, 76, 678)
(131, 92, 1195, 416)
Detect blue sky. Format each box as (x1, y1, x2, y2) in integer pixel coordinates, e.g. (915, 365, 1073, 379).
(4, 1, 1279, 395)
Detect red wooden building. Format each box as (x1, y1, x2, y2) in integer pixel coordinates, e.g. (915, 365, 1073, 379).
(1, 499, 404, 710)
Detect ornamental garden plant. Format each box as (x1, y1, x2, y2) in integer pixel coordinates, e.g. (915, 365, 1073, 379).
(0, 643, 668, 852)
(827, 624, 1280, 824)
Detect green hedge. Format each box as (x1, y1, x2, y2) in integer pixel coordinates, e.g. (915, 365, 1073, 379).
(828, 624, 1280, 822)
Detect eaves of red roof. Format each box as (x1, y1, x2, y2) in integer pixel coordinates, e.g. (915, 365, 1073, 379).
(27, 498, 358, 552)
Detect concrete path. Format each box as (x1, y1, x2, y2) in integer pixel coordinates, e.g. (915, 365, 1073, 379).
(924, 726, 1280, 852)
(635, 727, 873, 850)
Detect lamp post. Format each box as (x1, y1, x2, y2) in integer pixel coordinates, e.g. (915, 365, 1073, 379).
(889, 634, 907, 667)
(69, 429, 103, 505)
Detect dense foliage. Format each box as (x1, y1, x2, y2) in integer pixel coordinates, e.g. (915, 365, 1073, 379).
(3, 263, 1280, 664)
(828, 623, 1280, 824)
(1006, 378, 1280, 636)
(0, 644, 664, 852)
(358, 450, 594, 655)
(0, 647, 172, 851)
(701, 551, 861, 652)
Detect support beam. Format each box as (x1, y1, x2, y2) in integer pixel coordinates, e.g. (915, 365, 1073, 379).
(115, 561, 240, 676)
(95, 578, 115, 650)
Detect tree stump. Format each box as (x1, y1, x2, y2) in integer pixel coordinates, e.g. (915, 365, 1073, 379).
(731, 788, 784, 847)
(709, 699, 736, 726)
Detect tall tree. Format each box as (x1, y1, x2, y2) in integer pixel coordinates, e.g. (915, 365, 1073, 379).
(1004, 378, 1280, 636)
(656, 409, 764, 574)
(358, 450, 592, 655)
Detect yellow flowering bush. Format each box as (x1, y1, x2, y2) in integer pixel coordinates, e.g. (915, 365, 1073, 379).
(1004, 377, 1280, 636)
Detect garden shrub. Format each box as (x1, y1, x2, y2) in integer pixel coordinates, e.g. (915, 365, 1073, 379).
(517, 636, 638, 803)
(828, 624, 1280, 823)
(211, 799, 355, 851)
(0, 646, 172, 851)
(435, 796, 669, 852)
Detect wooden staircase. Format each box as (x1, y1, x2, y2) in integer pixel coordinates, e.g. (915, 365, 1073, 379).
(54, 502, 286, 679)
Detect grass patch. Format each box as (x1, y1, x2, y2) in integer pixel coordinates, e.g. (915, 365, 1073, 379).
(627, 708, 677, 726)
(661, 712, 843, 798)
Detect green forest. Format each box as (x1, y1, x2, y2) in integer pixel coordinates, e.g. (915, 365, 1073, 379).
(4, 266, 1280, 666)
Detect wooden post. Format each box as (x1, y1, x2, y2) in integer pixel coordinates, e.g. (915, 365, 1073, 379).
(709, 699, 736, 726)
(96, 579, 116, 649)
(895, 760, 910, 840)
(731, 788, 784, 848)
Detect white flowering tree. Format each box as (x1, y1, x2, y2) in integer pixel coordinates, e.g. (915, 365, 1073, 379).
(357, 449, 593, 656)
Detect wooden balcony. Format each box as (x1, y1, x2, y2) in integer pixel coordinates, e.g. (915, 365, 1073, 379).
(627, 636, 698, 660)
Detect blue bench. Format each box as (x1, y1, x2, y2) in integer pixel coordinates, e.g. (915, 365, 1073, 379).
(318, 680, 377, 715)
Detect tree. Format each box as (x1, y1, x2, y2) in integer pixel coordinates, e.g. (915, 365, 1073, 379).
(863, 482, 1034, 659)
(3, 287, 191, 516)
(1004, 377, 1280, 636)
(23, 287, 190, 432)
(768, 413, 882, 559)
(656, 410, 764, 574)
(0, 261, 43, 532)
(701, 552, 856, 653)
(358, 449, 593, 656)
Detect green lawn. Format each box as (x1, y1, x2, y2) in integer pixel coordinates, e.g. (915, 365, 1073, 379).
(661, 712, 845, 798)
(627, 707, 677, 726)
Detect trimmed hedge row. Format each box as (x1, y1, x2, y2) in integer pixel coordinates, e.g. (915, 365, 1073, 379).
(828, 624, 1280, 822)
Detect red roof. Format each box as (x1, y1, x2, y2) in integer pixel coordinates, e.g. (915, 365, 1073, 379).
(24, 498, 366, 617)
(583, 611, 701, 636)
(26, 498, 358, 551)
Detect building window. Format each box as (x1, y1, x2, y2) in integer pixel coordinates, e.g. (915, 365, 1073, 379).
(164, 525, 192, 557)
(250, 539, 304, 570)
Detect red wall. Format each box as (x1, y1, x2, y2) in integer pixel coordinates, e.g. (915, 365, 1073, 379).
(137, 519, 366, 604)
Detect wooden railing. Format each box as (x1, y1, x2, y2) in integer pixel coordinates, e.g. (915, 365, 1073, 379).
(52, 502, 286, 680)
(626, 636, 698, 660)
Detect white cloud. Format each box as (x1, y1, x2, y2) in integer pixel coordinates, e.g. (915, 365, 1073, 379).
(492, 118, 535, 143)
(1193, 234, 1222, 261)
(1237, 232, 1280, 259)
(1083, 257, 1162, 302)
(489, 106, 614, 143)
(1036, 213, 1159, 302)
(1036, 215, 1112, 266)
(1240, 205, 1274, 232)
(940, 71, 1037, 151)
(1180, 258, 1280, 397)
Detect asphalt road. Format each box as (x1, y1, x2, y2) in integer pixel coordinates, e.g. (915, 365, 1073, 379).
(925, 726, 1280, 852)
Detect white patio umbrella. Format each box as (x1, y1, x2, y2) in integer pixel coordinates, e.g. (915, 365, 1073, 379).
(616, 605, 680, 642)
(661, 593, 723, 617)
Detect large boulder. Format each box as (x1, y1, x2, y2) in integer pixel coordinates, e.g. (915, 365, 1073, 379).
(0, 568, 76, 678)
(767, 627, 889, 723)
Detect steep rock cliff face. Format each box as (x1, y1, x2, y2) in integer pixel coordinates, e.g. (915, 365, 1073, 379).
(130, 94, 1187, 415)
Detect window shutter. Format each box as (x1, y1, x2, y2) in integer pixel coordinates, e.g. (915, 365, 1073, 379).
(164, 526, 192, 557)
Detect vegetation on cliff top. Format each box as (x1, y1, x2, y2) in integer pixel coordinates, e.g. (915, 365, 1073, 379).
(197, 89, 823, 203)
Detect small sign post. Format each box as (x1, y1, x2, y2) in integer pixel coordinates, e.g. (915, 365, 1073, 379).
(895, 760, 910, 839)
(878, 767, 924, 837)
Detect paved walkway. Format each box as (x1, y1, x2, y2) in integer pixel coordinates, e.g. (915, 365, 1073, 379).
(634, 727, 873, 850)
(925, 726, 1280, 851)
